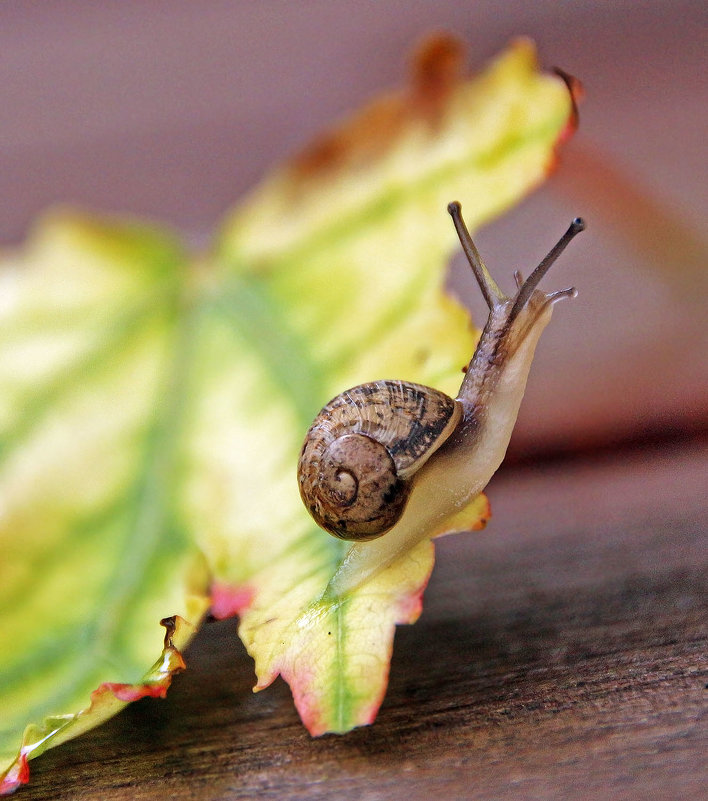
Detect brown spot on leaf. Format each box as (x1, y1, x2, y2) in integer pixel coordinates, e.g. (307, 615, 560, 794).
(409, 32, 465, 123)
(289, 33, 465, 185)
(291, 94, 405, 180)
(477, 494, 492, 529)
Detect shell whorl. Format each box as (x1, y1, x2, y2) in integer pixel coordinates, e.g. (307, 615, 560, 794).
(298, 380, 461, 540)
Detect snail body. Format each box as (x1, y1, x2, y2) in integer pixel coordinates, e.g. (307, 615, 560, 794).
(297, 202, 584, 596)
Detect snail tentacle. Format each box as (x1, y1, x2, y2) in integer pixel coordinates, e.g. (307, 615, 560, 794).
(508, 217, 585, 322)
(447, 201, 504, 310)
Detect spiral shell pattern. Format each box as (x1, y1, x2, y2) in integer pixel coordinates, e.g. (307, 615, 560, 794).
(298, 379, 461, 540)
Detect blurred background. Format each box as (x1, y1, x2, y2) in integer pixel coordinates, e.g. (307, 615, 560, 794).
(1, 0, 705, 461)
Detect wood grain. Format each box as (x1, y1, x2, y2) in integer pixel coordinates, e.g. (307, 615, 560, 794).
(19, 440, 707, 800)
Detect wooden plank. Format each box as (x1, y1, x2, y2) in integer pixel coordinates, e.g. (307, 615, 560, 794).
(20, 440, 707, 800)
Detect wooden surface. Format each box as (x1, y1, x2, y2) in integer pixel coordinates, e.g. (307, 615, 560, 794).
(20, 439, 707, 800)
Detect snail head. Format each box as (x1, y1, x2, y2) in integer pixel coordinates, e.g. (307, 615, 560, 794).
(447, 201, 584, 352)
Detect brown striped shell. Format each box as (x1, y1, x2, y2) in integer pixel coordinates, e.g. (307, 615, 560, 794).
(297, 379, 461, 541)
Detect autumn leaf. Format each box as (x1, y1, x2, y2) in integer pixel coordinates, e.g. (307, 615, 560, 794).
(0, 35, 574, 792)
(208, 35, 573, 734)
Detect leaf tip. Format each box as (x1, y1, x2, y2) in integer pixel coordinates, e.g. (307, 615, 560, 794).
(552, 66, 583, 142)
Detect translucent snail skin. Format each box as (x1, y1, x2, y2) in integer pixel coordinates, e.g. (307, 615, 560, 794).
(297, 202, 585, 597)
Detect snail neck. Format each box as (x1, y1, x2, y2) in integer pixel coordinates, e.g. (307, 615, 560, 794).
(453, 291, 556, 486)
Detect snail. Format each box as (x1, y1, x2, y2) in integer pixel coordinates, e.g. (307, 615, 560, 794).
(298, 202, 584, 594)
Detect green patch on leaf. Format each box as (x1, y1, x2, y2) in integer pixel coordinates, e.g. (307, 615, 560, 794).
(0, 214, 211, 790)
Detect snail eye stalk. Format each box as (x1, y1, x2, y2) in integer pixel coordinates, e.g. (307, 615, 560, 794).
(447, 201, 504, 310)
(508, 217, 585, 321)
(448, 201, 584, 322)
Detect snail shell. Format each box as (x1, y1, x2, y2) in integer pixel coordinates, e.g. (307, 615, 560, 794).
(297, 379, 461, 541)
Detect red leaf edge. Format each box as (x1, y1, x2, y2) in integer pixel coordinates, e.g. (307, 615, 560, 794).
(0, 616, 190, 796)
